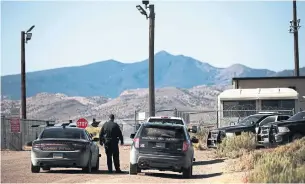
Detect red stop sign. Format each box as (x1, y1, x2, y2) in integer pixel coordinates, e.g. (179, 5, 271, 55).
(76, 118, 88, 129)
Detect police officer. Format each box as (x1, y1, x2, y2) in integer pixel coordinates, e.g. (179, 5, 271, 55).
(99, 114, 124, 173)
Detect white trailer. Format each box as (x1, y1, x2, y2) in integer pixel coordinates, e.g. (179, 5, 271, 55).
(217, 88, 300, 125)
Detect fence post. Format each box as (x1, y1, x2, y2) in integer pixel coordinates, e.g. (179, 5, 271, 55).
(174, 108, 177, 117)
(134, 110, 137, 133)
(216, 110, 219, 128)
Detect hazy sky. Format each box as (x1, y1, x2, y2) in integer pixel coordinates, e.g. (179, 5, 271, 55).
(1, 0, 305, 76)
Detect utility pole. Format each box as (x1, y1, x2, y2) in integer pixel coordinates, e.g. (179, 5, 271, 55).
(21, 25, 35, 119)
(289, 0, 301, 77)
(148, 4, 155, 117)
(136, 1, 156, 117)
(21, 31, 26, 119)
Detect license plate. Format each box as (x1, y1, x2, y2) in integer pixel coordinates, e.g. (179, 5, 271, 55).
(53, 153, 63, 158)
(156, 143, 165, 148)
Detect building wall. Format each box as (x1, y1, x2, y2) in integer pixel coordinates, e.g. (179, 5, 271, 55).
(233, 78, 305, 111)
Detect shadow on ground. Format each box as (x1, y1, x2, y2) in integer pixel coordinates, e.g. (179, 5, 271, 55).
(45, 169, 128, 175)
(144, 172, 223, 179)
(193, 159, 225, 166)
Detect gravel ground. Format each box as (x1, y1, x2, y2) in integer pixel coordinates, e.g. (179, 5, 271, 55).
(1, 146, 244, 183)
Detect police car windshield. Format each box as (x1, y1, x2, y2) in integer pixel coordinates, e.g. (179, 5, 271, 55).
(287, 111, 305, 121)
(141, 125, 185, 139)
(41, 128, 86, 139)
(148, 119, 184, 125)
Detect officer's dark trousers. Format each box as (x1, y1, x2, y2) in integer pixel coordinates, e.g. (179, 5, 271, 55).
(104, 142, 120, 172)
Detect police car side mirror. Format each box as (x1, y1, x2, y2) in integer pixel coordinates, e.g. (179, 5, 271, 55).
(130, 133, 135, 139)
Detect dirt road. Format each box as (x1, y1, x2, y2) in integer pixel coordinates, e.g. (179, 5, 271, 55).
(1, 146, 244, 183)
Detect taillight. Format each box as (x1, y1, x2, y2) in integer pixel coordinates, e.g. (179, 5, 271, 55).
(32, 143, 41, 149)
(134, 138, 140, 149)
(182, 141, 190, 152)
(72, 143, 86, 150)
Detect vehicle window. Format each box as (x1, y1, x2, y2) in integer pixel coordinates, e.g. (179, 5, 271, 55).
(238, 115, 266, 126)
(148, 118, 184, 125)
(40, 128, 86, 139)
(140, 125, 185, 140)
(278, 115, 290, 121)
(287, 111, 305, 121)
(84, 130, 91, 141)
(259, 116, 276, 126)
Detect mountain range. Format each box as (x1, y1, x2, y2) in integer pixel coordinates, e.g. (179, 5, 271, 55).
(1, 50, 304, 100)
(0, 85, 228, 122)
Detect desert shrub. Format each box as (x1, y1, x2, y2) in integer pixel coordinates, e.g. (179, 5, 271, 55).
(233, 150, 264, 172)
(192, 128, 210, 150)
(247, 138, 305, 183)
(216, 132, 256, 158)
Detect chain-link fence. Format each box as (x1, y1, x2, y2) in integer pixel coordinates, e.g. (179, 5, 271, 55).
(1, 116, 55, 150)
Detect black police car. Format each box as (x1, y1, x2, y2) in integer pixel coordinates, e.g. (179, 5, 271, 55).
(207, 112, 285, 148)
(257, 111, 305, 147)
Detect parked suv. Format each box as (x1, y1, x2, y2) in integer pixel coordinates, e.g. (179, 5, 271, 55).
(129, 122, 198, 178)
(207, 112, 288, 148)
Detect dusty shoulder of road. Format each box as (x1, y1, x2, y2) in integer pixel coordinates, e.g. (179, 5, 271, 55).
(1, 146, 246, 183)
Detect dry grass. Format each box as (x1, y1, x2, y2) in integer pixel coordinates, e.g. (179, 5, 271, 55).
(216, 132, 256, 158)
(223, 135, 305, 183)
(192, 128, 210, 150)
(247, 138, 305, 183)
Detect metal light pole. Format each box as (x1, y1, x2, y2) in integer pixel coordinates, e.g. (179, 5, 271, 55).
(289, 0, 301, 77)
(136, 1, 155, 116)
(21, 25, 35, 119)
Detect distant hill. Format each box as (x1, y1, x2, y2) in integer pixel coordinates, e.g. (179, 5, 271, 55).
(0, 85, 229, 121)
(1, 50, 304, 100)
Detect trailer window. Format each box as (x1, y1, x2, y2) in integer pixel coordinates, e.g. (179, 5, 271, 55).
(261, 100, 295, 112)
(223, 100, 256, 117)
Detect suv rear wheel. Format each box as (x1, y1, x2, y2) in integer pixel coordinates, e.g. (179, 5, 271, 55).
(31, 163, 40, 173)
(182, 165, 192, 178)
(129, 163, 138, 175)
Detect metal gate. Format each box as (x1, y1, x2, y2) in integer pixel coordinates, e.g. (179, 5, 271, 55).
(1, 116, 55, 151)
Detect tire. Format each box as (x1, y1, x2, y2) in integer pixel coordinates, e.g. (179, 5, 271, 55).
(92, 156, 99, 172)
(82, 153, 92, 173)
(182, 165, 192, 178)
(31, 163, 40, 173)
(129, 163, 138, 175)
(292, 133, 303, 141)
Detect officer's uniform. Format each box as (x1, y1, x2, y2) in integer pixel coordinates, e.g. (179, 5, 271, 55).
(99, 115, 124, 173)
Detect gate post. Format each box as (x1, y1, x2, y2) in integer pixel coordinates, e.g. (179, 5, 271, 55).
(174, 108, 177, 117)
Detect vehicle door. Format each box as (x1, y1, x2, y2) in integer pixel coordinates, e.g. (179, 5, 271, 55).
(258, 116, 277, 127)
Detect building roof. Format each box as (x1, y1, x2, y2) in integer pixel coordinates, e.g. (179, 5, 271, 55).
(232, 76, 305, 82)
(218, 88, 299, 100)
